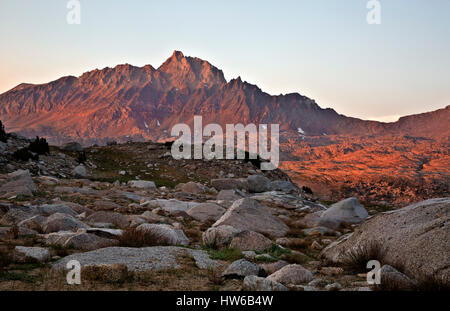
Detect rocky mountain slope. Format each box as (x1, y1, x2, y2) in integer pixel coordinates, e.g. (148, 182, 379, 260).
(281, 134, 449, 206)
(0, 51, 448, 206)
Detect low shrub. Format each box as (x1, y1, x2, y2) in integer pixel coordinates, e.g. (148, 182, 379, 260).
(164, 141, 174, 148)
(0, 246, 13, 269)
(76, 151, 87, 164)
(12, 148, 39, 161)
(302, 186, 313, 195)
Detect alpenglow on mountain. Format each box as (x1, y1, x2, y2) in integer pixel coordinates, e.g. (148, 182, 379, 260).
(1, 50, 448, 145)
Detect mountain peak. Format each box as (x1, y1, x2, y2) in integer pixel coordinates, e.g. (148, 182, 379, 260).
(159, 51, 186, 69)
(171, 50, 185, 60)
(158, 50, 188, 71)
(157, 51, 226, 89)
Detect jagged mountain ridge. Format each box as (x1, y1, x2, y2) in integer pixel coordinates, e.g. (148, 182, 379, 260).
(1, 50, 448, 145)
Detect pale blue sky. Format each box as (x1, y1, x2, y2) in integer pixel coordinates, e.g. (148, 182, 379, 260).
(1, 0, 449, 121)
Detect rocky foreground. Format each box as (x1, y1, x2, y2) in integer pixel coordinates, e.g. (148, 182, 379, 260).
(0, 135, 448, 291)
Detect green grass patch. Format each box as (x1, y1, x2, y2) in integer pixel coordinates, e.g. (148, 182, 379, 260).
(204, 248, 243, 261)
(8, 263, 42, 271)
(263, 243, 291, 258)
(253, 255, 278, 263)
(281, 252, 312, 264)
(0, 271, 39, 283)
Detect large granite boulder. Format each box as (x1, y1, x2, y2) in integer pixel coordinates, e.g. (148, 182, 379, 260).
(1, 206, 39, 225)
(243, 275, 288, 291)
(221, 259, 266, 279)
(202, 225, 242, 248)
(136, 223, 189, 246)
(14, 246, 50, 263)
(320, 198, 450, 284)
(229, 231, 273, 252)
(127, 180, 156, 190)
(267, 264, 313, 285)
(217, 189, 245, 202)
(141, 199, 198, 214)
(247, 175, 271, 193)
(38, 204, 78, 217)
(0, 170, 37, 197)
(175, 182, 208, 194)
(42, 213, 89, 233)
(319, 197, 368, 228)
(63, 232, 119, 250)
(213, 198, 289, 238)
(18, 215, 47, 232)
(52, 246, 221, 271)
(186, 203, 226, 222)
(93, 200, 122, 211)
(211, 178, 248, 191)
(270, 180, 296, 193)
(72, 165, 87, 178)
(86, 211, 128, 229)
(380, 265, 416, 290)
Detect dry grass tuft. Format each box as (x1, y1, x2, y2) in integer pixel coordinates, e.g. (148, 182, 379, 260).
(284, 238, 310, 250)
(286, 226, 306, 237)
(412, 274, 450, 291)
(342, 242, 386, 273)
(81, 264, 129, 283)
(184, 228, 202, 244)
(375, 274, 450, 291)
(0, 246, 13, 269)
(207, 268, 224, 286)
(118, 227, 167, 247)
(281, 252, 310, 265)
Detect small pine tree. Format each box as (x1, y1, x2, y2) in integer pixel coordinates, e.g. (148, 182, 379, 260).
(0, 120, 7, 143)
(28, 136, 50, 155)
(302, 186, 313, 195)
(77, 151, 87, 164)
